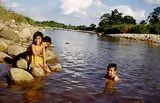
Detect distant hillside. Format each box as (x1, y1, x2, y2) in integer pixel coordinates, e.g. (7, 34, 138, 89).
(0, 5, 77, 29)
(0, 5, 36, 24)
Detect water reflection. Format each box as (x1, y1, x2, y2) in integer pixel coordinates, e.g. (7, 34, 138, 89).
(103, 80, 116, 94)
(23, 79, 44, 103)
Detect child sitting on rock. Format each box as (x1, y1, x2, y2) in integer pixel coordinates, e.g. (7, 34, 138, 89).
(30, 32, 51, 73)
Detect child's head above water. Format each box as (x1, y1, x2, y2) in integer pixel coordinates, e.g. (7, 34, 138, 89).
(105, 63, 120, 81)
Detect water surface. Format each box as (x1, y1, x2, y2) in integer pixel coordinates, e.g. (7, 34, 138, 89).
(0, 30, 160, 103)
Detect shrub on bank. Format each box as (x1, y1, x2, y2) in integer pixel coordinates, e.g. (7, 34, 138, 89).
(131, 25, 150, 34)
(102, 25, 134, 34)
(154, 24, 160, 35)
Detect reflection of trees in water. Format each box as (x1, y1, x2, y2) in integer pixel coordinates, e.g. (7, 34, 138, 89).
(97, 36, 120, 43)
(23, 78, 44, 103)
(104, 80, 116, 94)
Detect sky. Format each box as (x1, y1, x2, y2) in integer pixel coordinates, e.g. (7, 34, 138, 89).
(0, 0, 160, 26)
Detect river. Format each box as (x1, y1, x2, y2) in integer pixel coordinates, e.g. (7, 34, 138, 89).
(0, 30, 160, 103)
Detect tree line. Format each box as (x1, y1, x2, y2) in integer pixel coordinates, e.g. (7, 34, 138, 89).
(96, 7, 160, 34)
(79, 7, 160, 35)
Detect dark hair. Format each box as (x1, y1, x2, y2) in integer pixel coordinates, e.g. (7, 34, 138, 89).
(107, 63, 117, 71)
(105, 63, 117, 80)
(43, 36, 52, 44)
(32, 31, 43, 44)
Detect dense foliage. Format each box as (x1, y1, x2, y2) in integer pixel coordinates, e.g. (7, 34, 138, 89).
(98, 7, 160, 34)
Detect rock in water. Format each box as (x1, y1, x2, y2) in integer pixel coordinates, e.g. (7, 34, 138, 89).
(49, 63, 62, 72)
(31, 67, 45, 77)
(8, 68, 34, 83)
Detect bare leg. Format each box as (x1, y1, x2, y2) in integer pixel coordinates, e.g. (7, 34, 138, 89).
(39, 64, 51, 73)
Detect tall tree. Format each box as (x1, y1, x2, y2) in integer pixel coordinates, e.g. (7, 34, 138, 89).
(148, 7, 160, 24)
(122, 16, 136, 24)
(89, 23, 96, 30)
(110, 9, 123, 25)
(140, 20, 146, 25)
(99, 9, 136, 28)
(99, 13, 111, 28)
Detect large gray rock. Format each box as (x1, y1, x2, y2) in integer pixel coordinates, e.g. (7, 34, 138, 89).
(17, 28, 32, 40)
(8, 68, 34, 83)
(31, 67, 45, 77)
(16, 59, 28, 70)
(7, 45, 25, 56)
(0, 40, 8, 52)
(0, 26, 19, 40)
(46, 49, 59, 65)
(46, 49, 57, 60)
(49, 63, 62, 72)
(0, 52, 12, 63)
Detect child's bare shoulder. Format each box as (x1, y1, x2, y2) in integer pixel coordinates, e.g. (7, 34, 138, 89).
(114, 75, 120, 81)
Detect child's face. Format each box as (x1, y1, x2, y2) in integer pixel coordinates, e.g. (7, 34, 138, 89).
(43, 42, 51, 48)
(35, 36, 42, 45)
(108, 67, 116, 77)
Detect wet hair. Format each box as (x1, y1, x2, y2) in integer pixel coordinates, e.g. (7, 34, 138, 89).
(32, 31, 43, 44)
(107, 63, 117, 71)
(43, 36, 52, 44)
(105, 63, 117, 80)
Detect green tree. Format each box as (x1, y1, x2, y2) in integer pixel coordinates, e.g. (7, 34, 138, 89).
(140, 20, 146, 25)
(148, 7, 160, 24)
(110, 9, 123, 25)
(77, 25, 87, 30)
(88, 23, 96, 30)
(122, 16, 136, 24)
(99, 13, 111, 28)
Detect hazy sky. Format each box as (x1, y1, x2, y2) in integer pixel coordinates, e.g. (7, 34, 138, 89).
(1, 0, 160, 26)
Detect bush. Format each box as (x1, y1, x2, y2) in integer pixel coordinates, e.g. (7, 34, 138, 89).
(131, 25, 150, 34)
(155, 24, 160, 34)
(102, 25, 134, 34)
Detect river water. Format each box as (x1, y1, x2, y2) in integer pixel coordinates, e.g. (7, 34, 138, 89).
(0, 30, 160, 103)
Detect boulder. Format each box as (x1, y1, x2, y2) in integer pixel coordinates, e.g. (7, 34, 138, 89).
(31, 67, 45, 77)
(49, 63, 62, 72)
(46, 49, 59, 64)
(7, 45, 25, 56)
(0, 39, 8, 52)
(17, 28, 32, 40)
(0, 52, 12, 63)
(16, 59, 28, 70)
(0, 22, 5, 30)
(0, 38, 12, 46)
(8, 68, 34, 83)
(0, 26, 19, 40)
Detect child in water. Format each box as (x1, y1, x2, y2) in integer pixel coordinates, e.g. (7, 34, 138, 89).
(105, 63, 120, 81)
